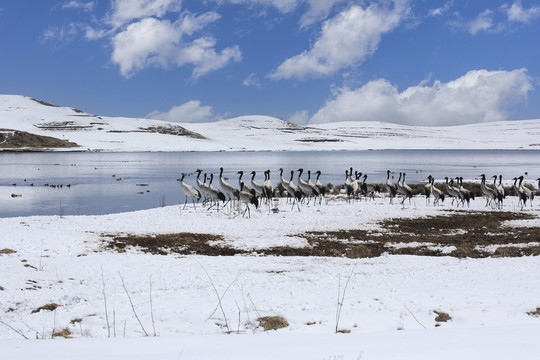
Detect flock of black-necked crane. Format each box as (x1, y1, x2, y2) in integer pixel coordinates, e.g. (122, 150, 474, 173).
(179, 167, 540, 217)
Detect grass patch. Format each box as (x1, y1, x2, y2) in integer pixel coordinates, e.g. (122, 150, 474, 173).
(102, 232, 244, 256)
(102, 212, 540, 259)
(257, 316, 289, 331)
(0, 129, 79, 149)
(434, 311, 452, 322)
(527, 308, 540, 317)
(31, 303, 61, 314)
(52, 327, 72, 339)
(0, 248, 16, 255)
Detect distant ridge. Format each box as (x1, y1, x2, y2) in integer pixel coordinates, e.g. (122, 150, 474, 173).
(1, 94, 539, 152)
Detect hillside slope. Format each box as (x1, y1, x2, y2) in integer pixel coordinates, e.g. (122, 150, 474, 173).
(1, 95, 539, 151)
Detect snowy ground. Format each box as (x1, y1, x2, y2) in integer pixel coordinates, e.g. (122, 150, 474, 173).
(2, 94, 540, 152)
(2, 194, 540, 359)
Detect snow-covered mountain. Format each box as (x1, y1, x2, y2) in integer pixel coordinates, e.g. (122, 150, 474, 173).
(1, 94, 539, 151)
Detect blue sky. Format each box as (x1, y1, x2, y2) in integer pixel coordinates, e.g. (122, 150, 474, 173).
(1, 0, 540, 126)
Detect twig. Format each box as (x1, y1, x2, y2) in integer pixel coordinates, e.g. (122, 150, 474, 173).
(101, 266, 111, 337)
(335, 267, 355, 333)
(235, 300, 241, 334)
(149, 275, 157, 337)
(39, 238, 44, 271)
(404, 304, 427, 329)
(119, 272, 149, 336)
(206, 273, 241, 320)
(0, 319, 29, 340)
(195, 259, 235, 333)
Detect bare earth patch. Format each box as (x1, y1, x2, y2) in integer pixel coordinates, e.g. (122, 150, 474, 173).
(101, 211, 540, 259)
(257, 316, 289, 331)
(0, 129, 79, 149)
(31, 303, 61, 314)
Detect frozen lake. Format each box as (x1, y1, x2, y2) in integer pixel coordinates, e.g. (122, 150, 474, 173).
(1, 150, 539, 217)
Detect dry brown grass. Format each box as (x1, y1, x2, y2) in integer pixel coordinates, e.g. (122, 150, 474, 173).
(31, 303, 61, 314)
(434, 311, 452, 322)
(0, 248, 17, 254)
(257, 316, 289, 331)
(101, 211, 540, 259)
(102, 232, 239, 256)
(0, 129, 79, 149)
(527, 308, 540, 317)
(52, 328, 72, 339)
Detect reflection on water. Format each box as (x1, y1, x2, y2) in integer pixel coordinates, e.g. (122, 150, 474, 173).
(1, 150, 539, 218)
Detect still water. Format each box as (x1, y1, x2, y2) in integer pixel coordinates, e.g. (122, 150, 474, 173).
(1, 150, 539, 218)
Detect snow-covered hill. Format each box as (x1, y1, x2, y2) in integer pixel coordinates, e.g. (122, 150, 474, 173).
(1, 94, 540, 151)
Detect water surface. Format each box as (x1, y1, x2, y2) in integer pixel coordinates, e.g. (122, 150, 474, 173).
(1, 150, 539, 217)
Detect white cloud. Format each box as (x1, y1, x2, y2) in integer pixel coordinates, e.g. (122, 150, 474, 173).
(427, 0, 453, 17)
(62, 1, 95, 12)
(309, 69, 533, 126)
(448, 9, 498, 35)
(111, 13, 241, 78)
(243, 73, 260, 87)
(270, 1, 409, 80)
(107, 0, 182, 28)
(288, 110, 309, 124)
(210, 0, 344, 27)
(146, 100, 217, 123)
(504, 0, 540, 23)
(41, 23, 80, 44)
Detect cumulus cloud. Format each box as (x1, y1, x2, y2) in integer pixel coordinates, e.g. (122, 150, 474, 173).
(41, 23, 80, 44)
(146, 100, 218, 123)
(270, 1, 409, 80)
(107, 0, 182, 28)
(309, 69, 533, 126)
(504, 0, 540, 23)
(211, 0, 344, 27)
(243, 73, 260, 87)
(288, 110, 310, 124)
(450, 1, 540, 35)
(427, 0, 453, 17)
(62, 1, 96, 12)
(449, 9, 498, 35)
(110, 12, 241, 78)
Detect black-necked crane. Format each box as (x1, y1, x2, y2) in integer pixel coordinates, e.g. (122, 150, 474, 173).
(493, 175, 505, 208)
(314, 170, 327, 204)
(349, 171, 362, 199)
(424, 176, 432, 205)
(345, 169, 354, 201)
(288, 170, 303, 211)
(279, 168, 294, 202)
(480, 174, 497, 208)
(297, 168, 316, 204)
(397, 172, 413, 204)
(195, 169, 212, 204)
(263, 170, 274, 200)
(444, 177, 460, 206)
(513, 177, 528, 209)
(519, 175, 534, 207)
(179, 173, 201, 209)
(238, 182, 259, 218)
(307, 170, 320, 200)
(385, 170, 397, 204)
(219, 167, 239, 203)
(237, 171, 256, 196)
(362, 174, 380, 200)
(208, 173, 226, 210)
(250, 171, 265, 198)
(428, 176, 445, 206)
(456, 176, 474, 207)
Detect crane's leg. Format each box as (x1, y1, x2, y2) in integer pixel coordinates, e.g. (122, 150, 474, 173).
(183, 196, 188, 210)
(192, 197, 197, 210)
